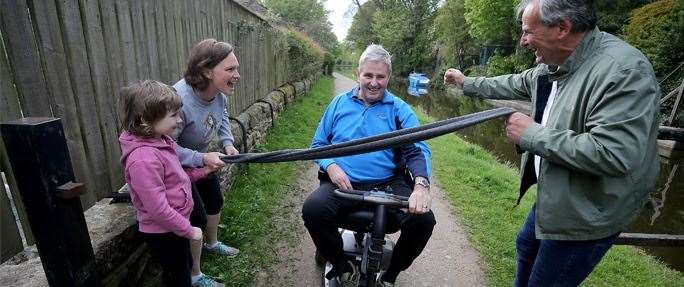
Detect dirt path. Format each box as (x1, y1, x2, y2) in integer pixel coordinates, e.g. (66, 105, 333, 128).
(255, 73, 487, 286)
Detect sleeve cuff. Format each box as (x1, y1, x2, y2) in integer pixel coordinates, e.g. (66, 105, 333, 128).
(221, 139, 234, 150)
(462, 77, 477, 94)
(519, 122, 543, 152)
(192, 152, 204, 167)
(316, 159, 335, 171)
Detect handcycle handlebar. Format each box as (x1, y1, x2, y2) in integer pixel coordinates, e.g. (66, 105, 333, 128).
(333, 189, 409, 208)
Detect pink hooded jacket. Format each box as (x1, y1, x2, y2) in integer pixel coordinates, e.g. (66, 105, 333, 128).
(119, 131, 206, 239)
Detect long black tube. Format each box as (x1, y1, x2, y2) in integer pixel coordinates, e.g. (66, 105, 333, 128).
(221, 107, 515, 164)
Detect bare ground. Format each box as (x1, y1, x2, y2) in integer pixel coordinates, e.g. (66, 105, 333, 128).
(254, 73, 487, 286)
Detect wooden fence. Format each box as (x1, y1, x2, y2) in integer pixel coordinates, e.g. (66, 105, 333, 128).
(0, 0, 291, 263)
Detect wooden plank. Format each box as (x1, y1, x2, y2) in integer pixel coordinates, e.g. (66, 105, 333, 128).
(143, 0, 160, 80)
(1, 168, 23, 263)
(130, 0, 150, 78)
(98, 0, 126, 108)
(116, 0, 138, 84)
(56, 0, 112, 204)
(659, 126, 684, 142)
(80, 0, 124, 197)
(0, 0, 52, 116)
(615, 233, 684, 247)
(658, 140, 684, 160)
(0, 31, 22, 121)
(154, 0, 171, 83)
(30, 0, 98, 208)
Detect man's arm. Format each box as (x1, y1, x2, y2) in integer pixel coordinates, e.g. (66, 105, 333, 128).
(310, 96, 353, 190)
(518, 68, 659, 176)
(445, 67, 537, 101)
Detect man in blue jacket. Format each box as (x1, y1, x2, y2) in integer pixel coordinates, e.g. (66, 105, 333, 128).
(302, 44, 436, 287)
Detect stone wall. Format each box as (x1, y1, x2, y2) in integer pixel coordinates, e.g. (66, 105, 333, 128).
(0, 78, 313, 287)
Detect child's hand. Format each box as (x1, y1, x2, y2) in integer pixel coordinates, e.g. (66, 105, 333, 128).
(190, 227, 203, 241)
(202, 152, 226, 170)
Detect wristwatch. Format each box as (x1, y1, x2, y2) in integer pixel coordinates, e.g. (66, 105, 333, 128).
(415, 177, 430, 190)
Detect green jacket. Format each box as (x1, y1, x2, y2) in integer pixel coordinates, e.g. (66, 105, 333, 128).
(463, 28, 660, 240)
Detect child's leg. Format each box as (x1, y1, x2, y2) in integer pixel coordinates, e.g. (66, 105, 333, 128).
(142, 232, 192, 287)
(194, 173, 224, 245)
(189, 188, 207, 276)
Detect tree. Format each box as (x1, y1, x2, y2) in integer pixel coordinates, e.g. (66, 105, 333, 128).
(464, 0, 518, 45)
(434, 0, 478, 69)
(261, 0, 338, 50)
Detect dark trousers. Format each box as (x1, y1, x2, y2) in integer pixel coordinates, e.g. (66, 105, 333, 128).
(190, 173, 224, 230)
(302, 175, 436, 274)
(514, 205, 620, 287)
(141, 232, 192, 287)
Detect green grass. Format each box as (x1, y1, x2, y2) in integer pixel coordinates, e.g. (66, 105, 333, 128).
(418, 109, 684, 287)
(201, 76, 333, 286)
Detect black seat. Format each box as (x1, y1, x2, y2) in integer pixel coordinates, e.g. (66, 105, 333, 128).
(339, 210, 401, 234)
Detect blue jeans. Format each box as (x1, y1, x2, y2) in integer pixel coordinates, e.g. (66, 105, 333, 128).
(514, 205, 620, 287)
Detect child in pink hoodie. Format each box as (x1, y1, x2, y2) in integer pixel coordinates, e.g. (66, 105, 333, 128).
(118, 80, 219, 287)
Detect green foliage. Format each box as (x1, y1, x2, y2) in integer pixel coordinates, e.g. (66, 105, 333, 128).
(347, 0, 439, 76)
(262, 0, 338, 51)
(625, 0, 684, 76)
(486, 49, 534, 76)
(323, 52, 335, 75)
(464, 0, 518, 45)
(595, 0, 650, 35)
(284, 29, 325, 80)
(434, 0, 480, 74)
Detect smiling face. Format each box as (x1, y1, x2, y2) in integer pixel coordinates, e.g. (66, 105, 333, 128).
(356, 61, 390, 105)
(152, 109, 183, 137)
(519, 3, 563, 65)
(206, 52, 240, 96)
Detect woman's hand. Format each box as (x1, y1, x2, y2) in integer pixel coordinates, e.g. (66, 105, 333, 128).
(224, 145, 239, 155)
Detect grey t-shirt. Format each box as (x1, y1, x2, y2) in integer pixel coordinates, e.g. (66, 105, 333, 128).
(173, 79, 234, 167)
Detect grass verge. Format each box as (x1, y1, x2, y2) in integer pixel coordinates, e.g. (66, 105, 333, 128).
(201, 76, 333, 286)
(419, 110, 684, 286)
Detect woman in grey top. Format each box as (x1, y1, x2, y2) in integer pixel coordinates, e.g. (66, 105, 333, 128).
(173, 38, 240, 287)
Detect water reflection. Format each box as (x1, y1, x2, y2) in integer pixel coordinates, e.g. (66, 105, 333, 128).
(390, 82, 684, 272)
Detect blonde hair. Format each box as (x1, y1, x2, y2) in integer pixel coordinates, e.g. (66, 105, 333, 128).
(119, 80, 182, 137)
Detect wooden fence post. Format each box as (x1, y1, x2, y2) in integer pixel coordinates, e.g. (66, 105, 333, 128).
(0, 117, 98, 286)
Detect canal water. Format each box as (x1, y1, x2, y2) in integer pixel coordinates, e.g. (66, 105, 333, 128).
(389, 81, 684, 272)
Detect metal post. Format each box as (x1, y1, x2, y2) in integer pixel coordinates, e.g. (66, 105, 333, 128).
(0, 118, 98, 286)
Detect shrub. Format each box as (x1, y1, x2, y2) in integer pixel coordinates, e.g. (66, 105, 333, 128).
(284, 29, 325, 80)
(486, 49, 534, 76)
(624, 0, 683, 76)
(323, 52, 335, 75)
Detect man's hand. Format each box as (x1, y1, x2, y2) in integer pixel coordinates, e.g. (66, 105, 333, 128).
(506, 112, 534, 144)
(202, 152, 226, 170)
(443, 68, 465, 87)
(408, 185, 431, 214)
(326, 163, 352, 190)
(224, 145, 239, 156)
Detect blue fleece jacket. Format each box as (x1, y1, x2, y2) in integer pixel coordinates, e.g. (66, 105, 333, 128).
(311, 87, 431, 183)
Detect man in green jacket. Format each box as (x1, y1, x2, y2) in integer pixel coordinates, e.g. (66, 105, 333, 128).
(444, 0, 660, 286)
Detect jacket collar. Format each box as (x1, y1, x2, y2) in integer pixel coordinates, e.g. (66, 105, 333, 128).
(546, 27, 601, 81)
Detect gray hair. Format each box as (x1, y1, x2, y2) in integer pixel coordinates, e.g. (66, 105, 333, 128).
(358, 44, 392, 73)
(516, 0, 596, 33)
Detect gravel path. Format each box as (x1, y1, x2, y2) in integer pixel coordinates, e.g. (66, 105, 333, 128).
(255, 73, 487, 286)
